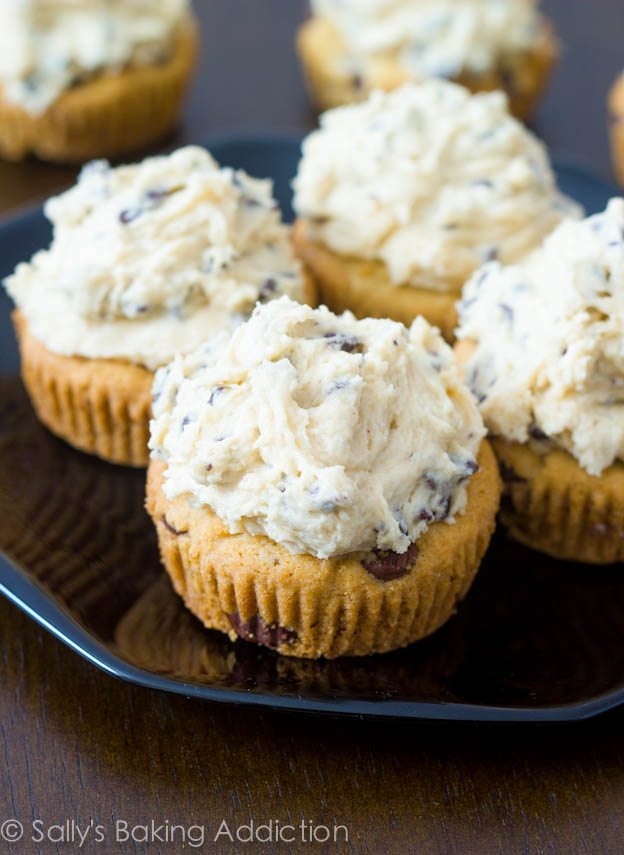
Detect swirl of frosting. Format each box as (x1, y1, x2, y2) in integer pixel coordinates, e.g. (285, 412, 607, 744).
(458, 198, 624, 476)
(0, 0, 191, 114)
(293, 81, 580, 292)
(5, 146, 307, 370)
(150, 297, 485, 559)
(311, 0, 546, 78)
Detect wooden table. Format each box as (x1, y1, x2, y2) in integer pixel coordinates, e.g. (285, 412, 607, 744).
(1, 2, 624, 852)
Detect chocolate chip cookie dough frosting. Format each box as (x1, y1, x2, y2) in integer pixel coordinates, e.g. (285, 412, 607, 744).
(150, 297, 485, 559)
(0, 0, 198, 162)
(293, 82, 578, 296)
(6, 146, 308, 372)
(311, 0, 543, 80)
(458, 199, 624, 476)
(0, 0, 190, 115)
(297, 0, 557, 120)
(6, 146, 312, 467)
(457, 199, 624, 564)
(147, 297, 500, 658)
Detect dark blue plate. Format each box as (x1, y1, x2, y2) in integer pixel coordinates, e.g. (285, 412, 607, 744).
(0, 136, 622, 722)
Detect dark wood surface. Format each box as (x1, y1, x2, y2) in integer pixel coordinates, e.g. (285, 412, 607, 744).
(1, 2, 624, 853)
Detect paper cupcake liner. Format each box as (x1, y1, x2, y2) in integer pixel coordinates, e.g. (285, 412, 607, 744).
(114, 574, 470, 695)
(0, 16, 198, 163)
(297, 16, 558, 121)
(493, 437, 624, 565)
(14, 311, 153, 467)
(292, 220, 459, 342)
(146, 443, 500, 659)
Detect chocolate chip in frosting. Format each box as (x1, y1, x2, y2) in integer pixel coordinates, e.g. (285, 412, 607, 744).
(451, 457, 479, 481)
(258, 278, 277, 301)
(119, 206, 142, 225)
(499, 304, 514, 323)
(427, 349, 444, 372)
(437, 495, 453, 521)
(328, 379, 351, 393)
(362, 542, 419, 582)
(208, 386, 226, 406)
(482, 246, 500, 263)
(424, 473, 438, 491)
(467, 366, 487, 404)
(145, 187, 168, 204)
(324, 332, 365, 354)
(393, 509, 409, 537)
(227, 613, 297, 649)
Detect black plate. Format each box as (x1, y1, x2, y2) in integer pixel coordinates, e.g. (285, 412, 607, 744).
(0, 136, 622, 723)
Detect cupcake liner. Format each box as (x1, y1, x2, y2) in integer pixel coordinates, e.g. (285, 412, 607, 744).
(493, 437, 624, 565)
(14, 311, 153, 467)
(114, 573, 470, 694)
(609, 75, 624, 186)
(0, 16, 198, 163)
(146, 442, 500, 659)
(297, 16, 558, 121)
(292, 220, 459, 341)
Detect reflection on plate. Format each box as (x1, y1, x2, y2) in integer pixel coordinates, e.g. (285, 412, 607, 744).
(0, 137, 622, 722)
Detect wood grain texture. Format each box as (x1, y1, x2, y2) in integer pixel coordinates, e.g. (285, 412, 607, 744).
(1, 1, 624, 853)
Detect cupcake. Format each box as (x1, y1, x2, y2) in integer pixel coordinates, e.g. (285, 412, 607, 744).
(293, 81, 580, 341)
(5, 146, 315, 467)
(297, 0, 558, 120)
(609, 74, 624, 186)
(147, 297, 501, 659)
(456, 198, 624, 565)
(0, 0, 199, 163)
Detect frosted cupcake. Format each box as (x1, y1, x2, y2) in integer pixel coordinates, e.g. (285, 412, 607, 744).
(0, 0, 198, 162)
(293, 81, 579, 340)
(457, 199, 624, 564)
(147, 297, 501, 659)
(298, 0, 558, 120)
(5, 146, 314, 466)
